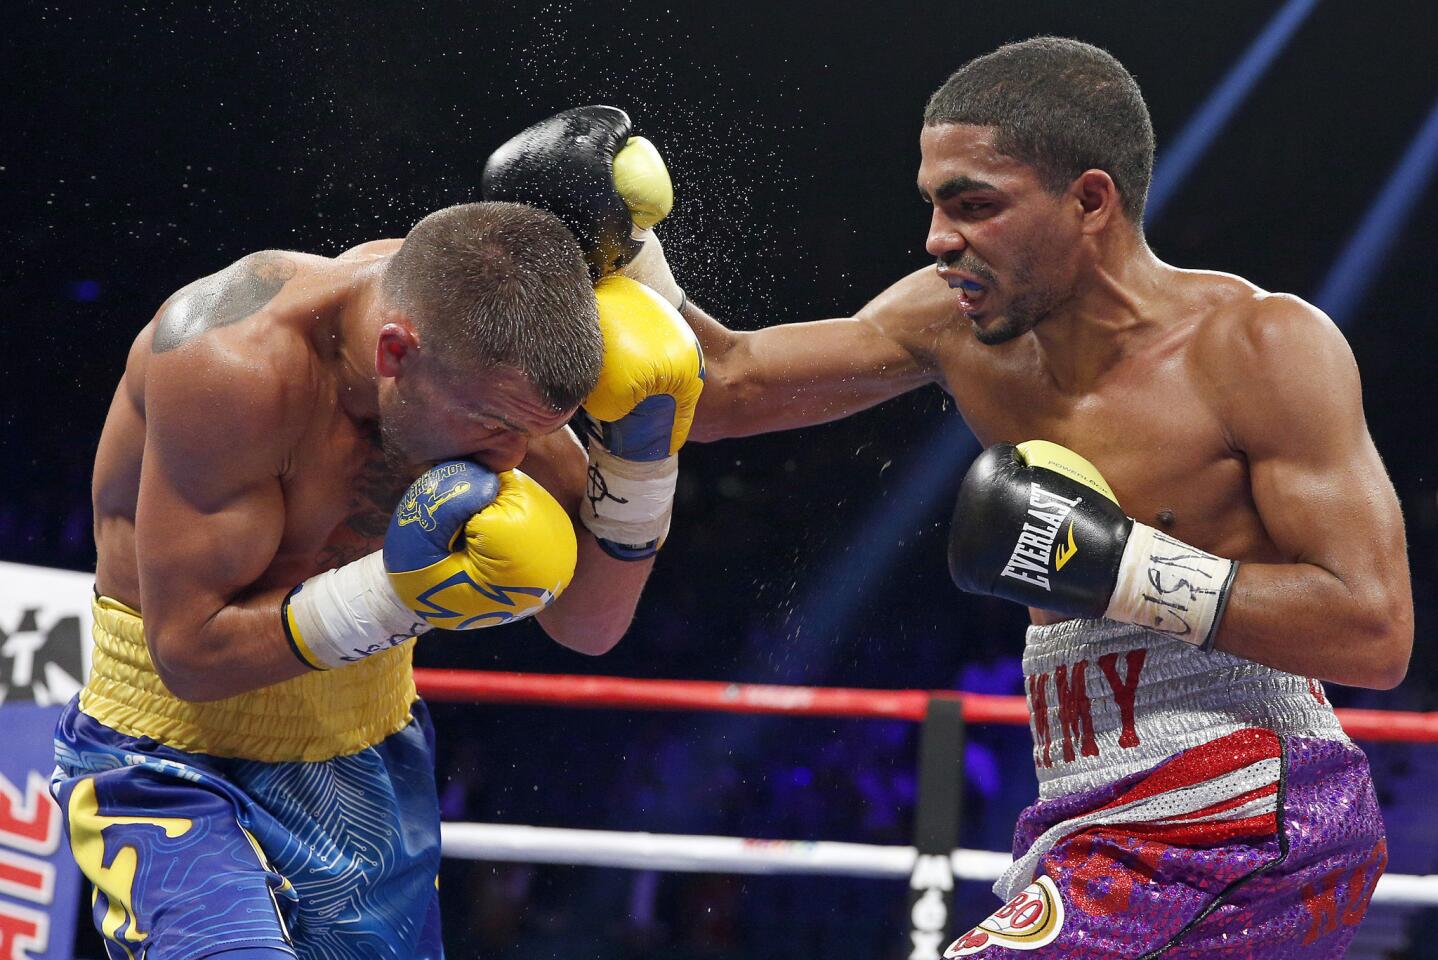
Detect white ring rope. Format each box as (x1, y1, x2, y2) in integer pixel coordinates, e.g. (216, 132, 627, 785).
(441, 822, 1438, 906)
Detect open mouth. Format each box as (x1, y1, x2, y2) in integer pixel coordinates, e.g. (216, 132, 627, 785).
(946, 275, 990, 315)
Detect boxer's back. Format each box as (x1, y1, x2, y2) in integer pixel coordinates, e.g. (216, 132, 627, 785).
(92, 249, 406, 612)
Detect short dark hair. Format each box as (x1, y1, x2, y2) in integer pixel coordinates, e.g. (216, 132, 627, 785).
(383, 201, 602, 410)
(924, 37, 1155, 225)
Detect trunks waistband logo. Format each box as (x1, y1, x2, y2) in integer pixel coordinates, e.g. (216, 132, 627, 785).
(1000, 484, 1081, 591)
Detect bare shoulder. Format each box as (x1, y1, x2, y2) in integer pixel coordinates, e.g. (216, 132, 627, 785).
(854, 264, 961, 359)
(1188, 271, 1354, 384)
(143, 293, 318, 474)
(1185, 271, 1360, 446)
(336, 238, 403, 261)
(145, 248, 319, 415)
(152, 250, 302, 354)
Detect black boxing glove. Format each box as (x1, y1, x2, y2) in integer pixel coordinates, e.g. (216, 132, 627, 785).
(948, 441, 1238, 651)
(482, 105, 672, 280)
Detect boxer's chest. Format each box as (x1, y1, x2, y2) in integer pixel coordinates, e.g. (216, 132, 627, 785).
(944, 343, 1277, 562)
(268, 416, 416, 584)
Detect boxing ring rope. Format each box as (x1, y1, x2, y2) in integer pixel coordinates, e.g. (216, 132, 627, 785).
(415, 669, 1438, 740)
(416, 669, 1438, 910)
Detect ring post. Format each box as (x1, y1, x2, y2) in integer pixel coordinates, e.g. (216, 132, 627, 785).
(907, 695, 965, 959)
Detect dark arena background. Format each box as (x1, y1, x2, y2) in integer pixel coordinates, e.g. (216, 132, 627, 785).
(7, 1, 1438, 957)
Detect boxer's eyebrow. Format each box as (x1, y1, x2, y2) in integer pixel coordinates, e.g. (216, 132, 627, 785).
(473, 407, 573, 437)
(933, 176, 999, 202)
(474, 411, 529, 435)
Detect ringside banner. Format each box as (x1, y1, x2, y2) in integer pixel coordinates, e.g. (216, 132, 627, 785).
(0, 561, 91, 959)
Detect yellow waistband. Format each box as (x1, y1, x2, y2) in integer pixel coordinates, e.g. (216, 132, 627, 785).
(80, 594, 417, 762)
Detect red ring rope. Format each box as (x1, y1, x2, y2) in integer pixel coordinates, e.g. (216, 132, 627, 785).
(413, 669, 1438, 742)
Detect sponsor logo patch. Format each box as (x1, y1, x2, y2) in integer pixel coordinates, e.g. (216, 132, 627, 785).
(943, 875, 1065, 956)
(999, 484, 1081, 591)
(397, 463, 472, 532)
(1053, 520, 1078, 571)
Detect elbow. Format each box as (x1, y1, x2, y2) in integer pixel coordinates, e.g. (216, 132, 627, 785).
(1367, 579, 1415, 689)
(153, 669, 221, 703)
(1360, 651, 1409, 692)
(1367, 622, 1413, 691)
(572, 634, 625, 657)
(1312, 572, 1414, 690)
(539, 615, 627, 657)
(1347, 601, 1413, 691)
(555, 628, 625, 657)
(688, 355, 757, 443)
(148, 631, 228, 702)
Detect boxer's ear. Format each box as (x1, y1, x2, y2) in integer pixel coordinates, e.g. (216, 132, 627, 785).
(1070, 169, 1119, 235)
(376, 322, 420, 378)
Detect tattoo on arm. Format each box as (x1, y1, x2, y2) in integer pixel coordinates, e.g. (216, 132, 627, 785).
(153, 252, 297, 352)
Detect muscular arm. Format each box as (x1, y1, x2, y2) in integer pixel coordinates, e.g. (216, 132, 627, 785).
(1207, 297, 1412, 688)
(685, 266, 950, 441)
(521, 428, 652, 655)
(135, 331, 316, 701)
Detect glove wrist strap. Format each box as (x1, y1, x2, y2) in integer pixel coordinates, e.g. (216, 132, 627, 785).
(581, 447, 677, 560)
(622, 228, 685, 309)
(1104, 522, 1238, 652)
(281, 552, 428, 670)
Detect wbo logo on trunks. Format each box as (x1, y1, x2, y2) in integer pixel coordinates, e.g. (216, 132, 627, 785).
(944, 875, 1065, 957)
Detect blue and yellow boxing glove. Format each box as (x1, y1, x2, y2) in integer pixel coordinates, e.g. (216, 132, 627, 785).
(580, 275, 704, 560)
(282, 460, 577, 669)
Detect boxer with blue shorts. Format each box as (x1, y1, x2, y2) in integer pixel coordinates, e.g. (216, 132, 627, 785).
(53, 601, 442, 957)
(63, 200, 705, 957)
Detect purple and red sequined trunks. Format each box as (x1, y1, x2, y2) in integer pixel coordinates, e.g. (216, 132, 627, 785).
(946, 618, 1388, 958)
(946, 728, 1386, 958)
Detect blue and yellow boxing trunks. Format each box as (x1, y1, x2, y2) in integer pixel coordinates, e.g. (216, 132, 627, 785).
(50, 595, 443, 959)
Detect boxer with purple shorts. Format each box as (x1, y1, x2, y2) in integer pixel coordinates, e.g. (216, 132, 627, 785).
(481, 36, 1411, 958)
(944, 622, 1386, 958)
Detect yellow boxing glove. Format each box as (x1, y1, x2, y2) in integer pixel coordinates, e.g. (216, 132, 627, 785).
(283, 462, 576, 669)
(586, 276, 704, 454)
(580, 275, 704, 560)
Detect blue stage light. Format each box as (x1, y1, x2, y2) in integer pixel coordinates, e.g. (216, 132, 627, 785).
(777, 415, 979, 680)
(1313, 94, 1438, 327)
(68, 280, 102, 302)
(1147, 0, 1320, 225)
